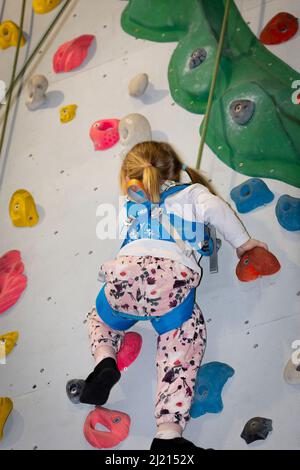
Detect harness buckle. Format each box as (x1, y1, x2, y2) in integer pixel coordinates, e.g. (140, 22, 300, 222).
(98, 271, 107, 283)
(124, 216, 136, 227)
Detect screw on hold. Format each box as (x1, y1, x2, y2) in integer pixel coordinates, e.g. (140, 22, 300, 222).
(229, 99, 255, 125)
(189, 48, 207, 70)
(66, 379, 86, 404)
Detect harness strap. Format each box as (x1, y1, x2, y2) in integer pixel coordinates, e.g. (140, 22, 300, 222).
(160, 211, 188, 253)
(96, 286, 196, 335)
(160, 211, 201, 265)
(151, 288, 196, 335)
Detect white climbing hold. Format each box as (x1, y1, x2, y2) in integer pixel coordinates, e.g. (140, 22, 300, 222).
(128, 73, 149, 98)
(284, 358, 300, 385)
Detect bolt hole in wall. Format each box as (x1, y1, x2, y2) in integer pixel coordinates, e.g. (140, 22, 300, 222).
(0, 0, 300, 452)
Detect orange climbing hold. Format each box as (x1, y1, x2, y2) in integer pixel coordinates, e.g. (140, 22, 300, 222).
(84, 407, 131, 449)
(236, 247, 281, 282)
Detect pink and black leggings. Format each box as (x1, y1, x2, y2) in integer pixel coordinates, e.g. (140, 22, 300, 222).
(87, 256, 207, 431)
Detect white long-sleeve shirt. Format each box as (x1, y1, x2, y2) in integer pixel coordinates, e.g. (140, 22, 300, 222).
(118, 183, 250, 273)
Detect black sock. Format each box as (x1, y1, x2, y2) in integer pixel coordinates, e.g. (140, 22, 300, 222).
(150, 437, 207, 452)
(79, 357, 121, 406)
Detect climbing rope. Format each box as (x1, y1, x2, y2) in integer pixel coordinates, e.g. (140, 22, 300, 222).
(0, 0, 27, 157)
(0, 0, 73, 157)
(196, 0, 232, 170)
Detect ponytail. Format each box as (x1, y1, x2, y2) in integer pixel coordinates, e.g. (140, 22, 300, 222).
(120, 141, 217, 202)
(143, 165, 161, 203)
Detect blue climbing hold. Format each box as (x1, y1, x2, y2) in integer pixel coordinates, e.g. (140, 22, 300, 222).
(230, 178, 274, 214)
(275, 195, 300, 231)
(190, 362, 235, 418)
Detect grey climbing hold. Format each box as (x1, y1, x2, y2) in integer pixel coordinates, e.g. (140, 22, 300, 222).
(241, 417, 273, 444)
(229, 99, 255, 125)
(119, 113, 152, 150)
(189, 48, 207, 69)
(66, 379, 86, 404)
(26, 75, 48, 111)
(128, 73, 149, 97)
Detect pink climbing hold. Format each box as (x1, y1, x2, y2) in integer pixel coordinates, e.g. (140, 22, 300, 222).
(117, 332, 143, 372)
(83, 407, 131, 449)
(0, 250, 24, 275)
(0, 251, 27, 315)
(89, 119, 120, 151)
(53, 34, 95, 73)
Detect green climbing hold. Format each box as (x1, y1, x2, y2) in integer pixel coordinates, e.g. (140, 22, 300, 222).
(121, 0, 194, 42)
(121, 0, 300, 188)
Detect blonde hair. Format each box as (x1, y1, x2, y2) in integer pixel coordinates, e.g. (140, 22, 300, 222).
(120, 141, 215, 203)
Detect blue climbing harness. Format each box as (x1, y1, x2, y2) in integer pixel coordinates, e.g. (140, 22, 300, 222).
(96, 285, 196, 335)
(96, 184, 213, 334)
(121, 183, 210, 254)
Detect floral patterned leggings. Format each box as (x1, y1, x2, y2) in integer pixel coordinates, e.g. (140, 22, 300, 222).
(87, 256, 207, 430)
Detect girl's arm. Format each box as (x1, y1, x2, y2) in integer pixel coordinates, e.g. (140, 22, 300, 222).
(193, 186, 268, 257)
(236, 238, 268, 259)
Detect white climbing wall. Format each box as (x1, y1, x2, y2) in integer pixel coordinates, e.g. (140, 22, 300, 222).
(0, 0, 299, 450)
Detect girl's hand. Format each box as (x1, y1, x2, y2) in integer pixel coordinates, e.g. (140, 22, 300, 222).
(236, 239, 269, 259)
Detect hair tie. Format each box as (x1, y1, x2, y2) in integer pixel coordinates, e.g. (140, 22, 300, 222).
(182, 164, 188, 171)
(144, 163, 152, 169)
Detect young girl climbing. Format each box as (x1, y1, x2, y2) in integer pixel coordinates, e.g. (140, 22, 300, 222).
(69, 142, 267, 451)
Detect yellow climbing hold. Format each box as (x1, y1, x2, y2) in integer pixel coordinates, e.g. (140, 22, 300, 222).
(0, 21, 26, 50)
(33, 0, 62, 15)
(0, 398, 13, 441)
(9, 190, 39, 228)
(60, 105, 78, 124)
(0, 332, 19, 357)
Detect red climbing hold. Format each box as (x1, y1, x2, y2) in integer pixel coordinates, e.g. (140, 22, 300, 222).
(117, 332, 142, 372)
(53, 35, 95, 73)
(236, 247, 281, 282)
(0, 251, 27, 314)
(260, 12, 298, 45)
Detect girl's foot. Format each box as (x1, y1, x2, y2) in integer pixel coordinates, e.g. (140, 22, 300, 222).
(150, 436, 205, 451)
(78, 357, 121, 406)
